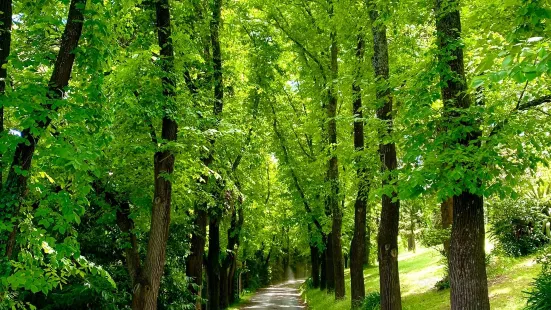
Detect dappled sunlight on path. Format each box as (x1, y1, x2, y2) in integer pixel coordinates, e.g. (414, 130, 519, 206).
(241, 280, 306, 309)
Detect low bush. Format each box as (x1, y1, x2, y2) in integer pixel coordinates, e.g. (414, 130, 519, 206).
(361, 291, 381, 310)
(525, 250, 551, 309)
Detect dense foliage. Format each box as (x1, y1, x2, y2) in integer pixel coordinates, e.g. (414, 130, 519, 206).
(0, 0, 549, 309)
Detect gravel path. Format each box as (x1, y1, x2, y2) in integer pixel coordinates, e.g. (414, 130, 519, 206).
(240, 280, 307, 309)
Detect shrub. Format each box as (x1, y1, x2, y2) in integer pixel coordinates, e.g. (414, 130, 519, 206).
(525, 251, 551, 309)
(361, 292, 381, 310)
(488, 198, 549, 257)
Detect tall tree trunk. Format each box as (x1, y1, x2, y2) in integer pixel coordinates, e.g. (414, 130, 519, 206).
(0, 0, 12, 194)
(206, 1, 223, 308)
(327, 0, 344, 300)
(325, 233, 335, 291)
(441, 197, 453, 256)
(132, 1, 178, 308)
(228, 203, 243, 304)
(434, 1, 489, 309)
(369, 4, 402, 310)
(310, 244, 320, 288)
(350, 34, 367, 309)
(320, 246, 327, 290)
(186, 208, 207, 310)
(220, 198, 243, 309)
(1, 0, 86, 256)
(207, 217, 221, 310)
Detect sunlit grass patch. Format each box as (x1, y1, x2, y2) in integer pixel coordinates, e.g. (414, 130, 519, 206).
(303, 247, 544, 310)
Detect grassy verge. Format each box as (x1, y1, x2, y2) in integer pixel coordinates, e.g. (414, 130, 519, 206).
(302, 247, 542, 310)
(227, 290, 257, 310)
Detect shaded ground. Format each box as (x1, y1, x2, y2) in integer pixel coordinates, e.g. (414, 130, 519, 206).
(240, 280, 307, 309)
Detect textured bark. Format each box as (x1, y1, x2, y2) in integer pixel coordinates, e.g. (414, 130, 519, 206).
(0, 0, 12, 195)
(207, 1, 223, 308)
(441, 197, 453, 256)
(320, 246, 327, 290)
(324, 233, 335, 291)
(327, 0, 344, 300)
(114, 199, 142, 289)
(220, 200, 243, 308)
(186, 1, 223, 308)
(207, 217, 221, 310)
(310, 245, 320, 288)
(227, 203, 243, 304)
(1, 0, 85, 255)
(132, 1, 178, 308)
(450, 193, 488, 309)
(435, 1, 489, 309)
(185, 208, 207, 310)
(350, 34, 366, 309)
(369, 5, 402, 310)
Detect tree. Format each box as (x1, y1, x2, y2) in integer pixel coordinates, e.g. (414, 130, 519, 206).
(367, 1, 402, 309)
(128, 0, 179, 308)
(434, 0, 489, 309)
(350, 33, 367, 309)
(1, 0, 87, 258)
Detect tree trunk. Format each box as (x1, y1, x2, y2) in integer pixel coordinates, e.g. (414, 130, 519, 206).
(325, 233, 335, 291)
(0, 0, 12, 195)
(441, 197, 453, 256)
(365, 216, 371, 266)
(207, 217, 221, 310)
(310, 245, 320, 288)
(320, 246, 327, 290)
(220, 199, 243, 308)
(350, 34, 367, 309)
(0, 0, 86, 229)
(434, 1, 489, 309)
(369, 4, 402, 310)
(186, 208, 207, 310)
(220, 264, 229, 309)
(327, 0, 344, 300)
(206, 1, 223, 308)
(450, 193, 488, 309)
(132, 1, 178, 308)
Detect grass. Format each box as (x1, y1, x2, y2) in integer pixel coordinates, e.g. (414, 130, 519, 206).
(302, 247, 543, 310)
(227, 290, 256, 310)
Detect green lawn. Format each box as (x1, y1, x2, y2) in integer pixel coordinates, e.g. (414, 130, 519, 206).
(302, 247, 542, 310)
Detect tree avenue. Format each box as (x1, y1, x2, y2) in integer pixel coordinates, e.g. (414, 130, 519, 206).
(0, 0, 549, 310)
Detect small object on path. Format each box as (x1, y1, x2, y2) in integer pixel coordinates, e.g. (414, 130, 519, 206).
(241, 280, 307, 309)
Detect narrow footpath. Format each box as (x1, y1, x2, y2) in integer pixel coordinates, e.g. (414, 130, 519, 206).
(240, 280, 307, 309)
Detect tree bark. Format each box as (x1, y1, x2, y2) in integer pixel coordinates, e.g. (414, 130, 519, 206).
(186, 207, 207, 310)
(434, 1, 489, 309)
(310, 245, 320, 288)
(324, 233, 335, 291)
(369, 4, 402, 310)
(132, 1, 178, 308)
(0, 0, 12, 195)
(185, 0, 223, 307)
(327, 0, 344, 300)
(320, 246, 327, 290)
(206, 1, 223, 308)
(441, 197, 453, 256)
(207, 217, 221, 310)
(228, 203, 243, 304)
(220, 198, 243, 308)
(350, 34, 367, 309)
